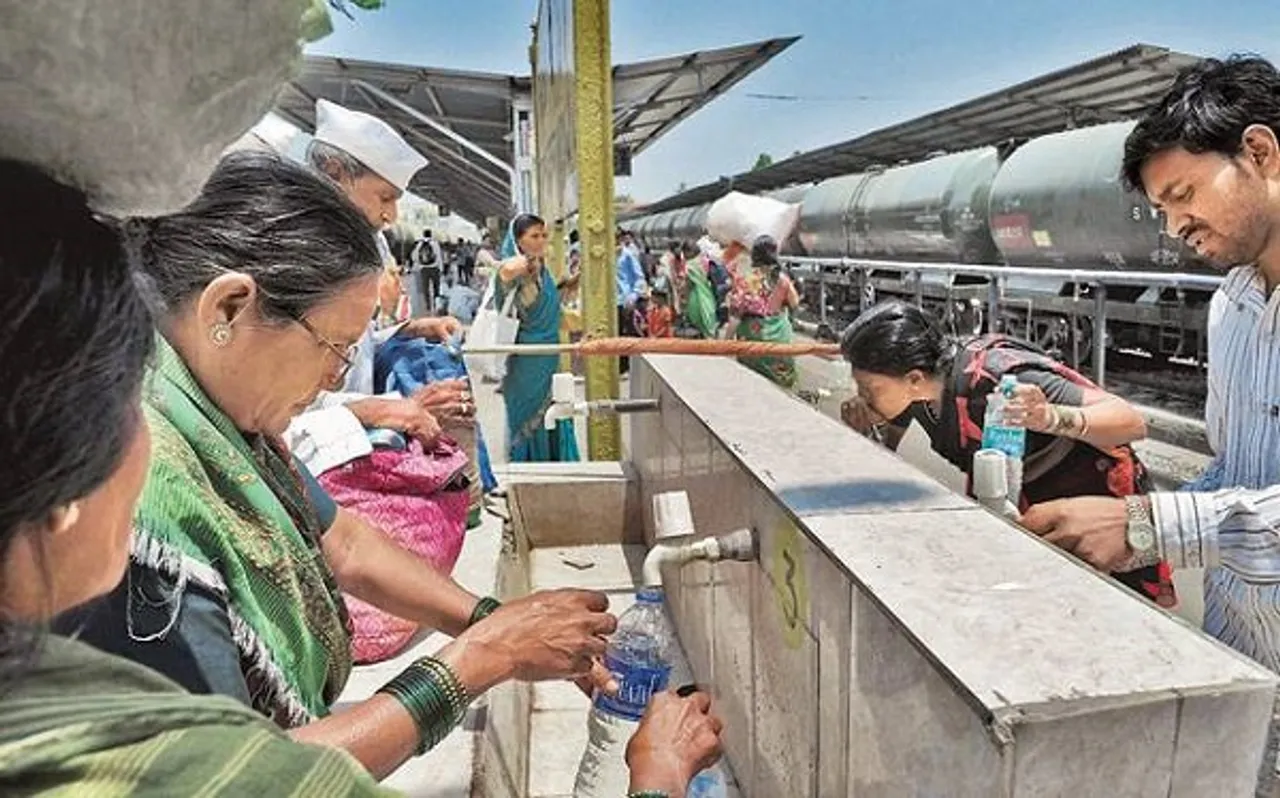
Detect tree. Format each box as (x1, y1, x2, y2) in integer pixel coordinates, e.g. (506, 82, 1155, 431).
(675, 181, 688, 193)
(751, 152, 774, 171)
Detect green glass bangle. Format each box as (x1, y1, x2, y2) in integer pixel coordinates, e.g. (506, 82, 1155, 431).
(378, 656, 470, 755)
(467, 596, 502, 627)
(627, 792, 670, 798)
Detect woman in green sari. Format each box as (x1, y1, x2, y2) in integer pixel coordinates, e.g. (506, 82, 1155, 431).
(0, 158, 722, 798)
(684, 239, 723, 340)
(726, 235, 801, 388)
(63, 152, 622, 780)
(0, 158, 393, 797)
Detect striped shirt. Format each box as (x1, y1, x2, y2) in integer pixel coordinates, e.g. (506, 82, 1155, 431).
(1151, 265, 1280, 672)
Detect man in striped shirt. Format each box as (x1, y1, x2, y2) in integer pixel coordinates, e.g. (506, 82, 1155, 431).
(1024, 56, 1280, 680)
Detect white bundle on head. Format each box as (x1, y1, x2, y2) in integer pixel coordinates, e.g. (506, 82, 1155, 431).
(705, 191, 800, 250)
(0, 0, 313, 216)
(696, 235, 723, 261)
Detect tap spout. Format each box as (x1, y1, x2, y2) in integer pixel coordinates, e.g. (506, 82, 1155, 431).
(544, 401, 587, 430)
(640, 528, 758, 586)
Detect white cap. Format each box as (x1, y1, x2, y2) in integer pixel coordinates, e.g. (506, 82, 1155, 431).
(653, 492, 696, 541)
(971, 449, 1010, 500)
(312, 99, 428, 192)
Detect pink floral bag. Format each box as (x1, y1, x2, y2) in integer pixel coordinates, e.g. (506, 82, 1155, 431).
(318, 438, 471, 663)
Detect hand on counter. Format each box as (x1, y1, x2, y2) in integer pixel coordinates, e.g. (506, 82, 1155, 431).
(1022, 495, 1133, 571)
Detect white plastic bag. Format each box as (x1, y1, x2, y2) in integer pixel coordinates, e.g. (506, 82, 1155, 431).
(705, 191, 800, 249)
(466, 274, 520, 382)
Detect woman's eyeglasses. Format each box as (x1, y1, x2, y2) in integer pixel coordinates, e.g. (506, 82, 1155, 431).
(294, 316, 359, 383)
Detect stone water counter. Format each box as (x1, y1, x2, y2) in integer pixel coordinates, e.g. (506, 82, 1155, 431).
(627, 354, 1278, 797)
(342, 354, 1278, 797)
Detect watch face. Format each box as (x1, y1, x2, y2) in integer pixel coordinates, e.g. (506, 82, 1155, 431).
(1129, 526, 1155, 550)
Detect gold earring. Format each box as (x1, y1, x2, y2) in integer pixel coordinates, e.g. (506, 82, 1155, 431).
(209, 322, 233, 347)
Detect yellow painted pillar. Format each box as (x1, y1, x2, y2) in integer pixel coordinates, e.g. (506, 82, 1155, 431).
(573, 0, 620, 460)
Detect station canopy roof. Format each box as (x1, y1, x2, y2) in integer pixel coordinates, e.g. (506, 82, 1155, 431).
(275, 36, 798, 224)
(631, 43, 1203, 217)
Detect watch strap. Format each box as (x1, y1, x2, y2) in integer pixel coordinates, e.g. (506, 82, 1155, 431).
(1123, 495, 1161, 569)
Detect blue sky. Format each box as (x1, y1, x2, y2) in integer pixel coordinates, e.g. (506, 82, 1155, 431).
(311, 0, 1280, 203)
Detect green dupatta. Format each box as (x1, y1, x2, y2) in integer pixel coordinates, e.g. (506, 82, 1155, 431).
(132, 336, 351, 727)
(0, 636, 391, 797)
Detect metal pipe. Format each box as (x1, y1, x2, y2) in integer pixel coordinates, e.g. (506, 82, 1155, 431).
(543, 397, 659, 431)
(783, 255, 1223, 292)
(987, 279, 1001, 335)
(586, 398, 659, 414)
(463, 343, 567, 356)
(1093, 283, 1108, 387)
(1070, 282, 1083, 369)
(350, 79, 516, 179)
(818, 270, 829, 327)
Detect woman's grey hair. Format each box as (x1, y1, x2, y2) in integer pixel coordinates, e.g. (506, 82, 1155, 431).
(307, 139, 372, 184)
(129, 150, 380, 324)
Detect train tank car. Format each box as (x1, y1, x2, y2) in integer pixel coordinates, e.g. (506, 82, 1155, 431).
(797, 172, 873, 256)
(798, 149, 1000, 263)
(853, 148, 1001, 263)
(624, 120, 1217, 363)
(988, 121, 1209, 274)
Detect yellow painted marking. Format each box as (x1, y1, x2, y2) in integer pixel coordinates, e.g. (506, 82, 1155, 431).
(770, 517, 810, 650)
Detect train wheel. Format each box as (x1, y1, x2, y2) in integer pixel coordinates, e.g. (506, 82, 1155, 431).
(1031, 317, 1071, 361)
(1066, 318, 1093, 369)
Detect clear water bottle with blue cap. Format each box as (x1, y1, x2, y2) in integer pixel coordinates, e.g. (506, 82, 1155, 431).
(573, 586, 675, 798)
(981, 374, 1026, 495)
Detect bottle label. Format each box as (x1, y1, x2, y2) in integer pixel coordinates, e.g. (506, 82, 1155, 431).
(593, 653, 672, 721)
(981, 425, 1025, 459)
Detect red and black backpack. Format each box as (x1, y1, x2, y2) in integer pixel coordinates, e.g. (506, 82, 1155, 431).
(939, 334, 1149, 504)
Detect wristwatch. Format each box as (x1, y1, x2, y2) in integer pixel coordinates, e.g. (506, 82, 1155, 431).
(1123, 495, 1160, 568)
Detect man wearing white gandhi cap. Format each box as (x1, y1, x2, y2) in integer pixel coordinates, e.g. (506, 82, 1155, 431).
(285, 99, 489, 522)
(310, 98, 426, 232)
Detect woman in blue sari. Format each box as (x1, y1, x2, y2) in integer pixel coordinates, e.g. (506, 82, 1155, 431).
(494, 214, 582, 462)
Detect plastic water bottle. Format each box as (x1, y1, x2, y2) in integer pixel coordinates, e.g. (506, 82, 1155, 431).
(688, 768, 728, 797)
(573, 587, 675, 798)
(980, 374, 1025, 496)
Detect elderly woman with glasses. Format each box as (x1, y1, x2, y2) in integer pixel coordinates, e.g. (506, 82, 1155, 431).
(59, 151, 624, 780)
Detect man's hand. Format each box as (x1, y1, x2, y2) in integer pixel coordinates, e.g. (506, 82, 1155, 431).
(347, 396, 443, 448)
(414, 379, 475, 424)
(1021, 496, 1133, 572)
(406, 316, 462, 343)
